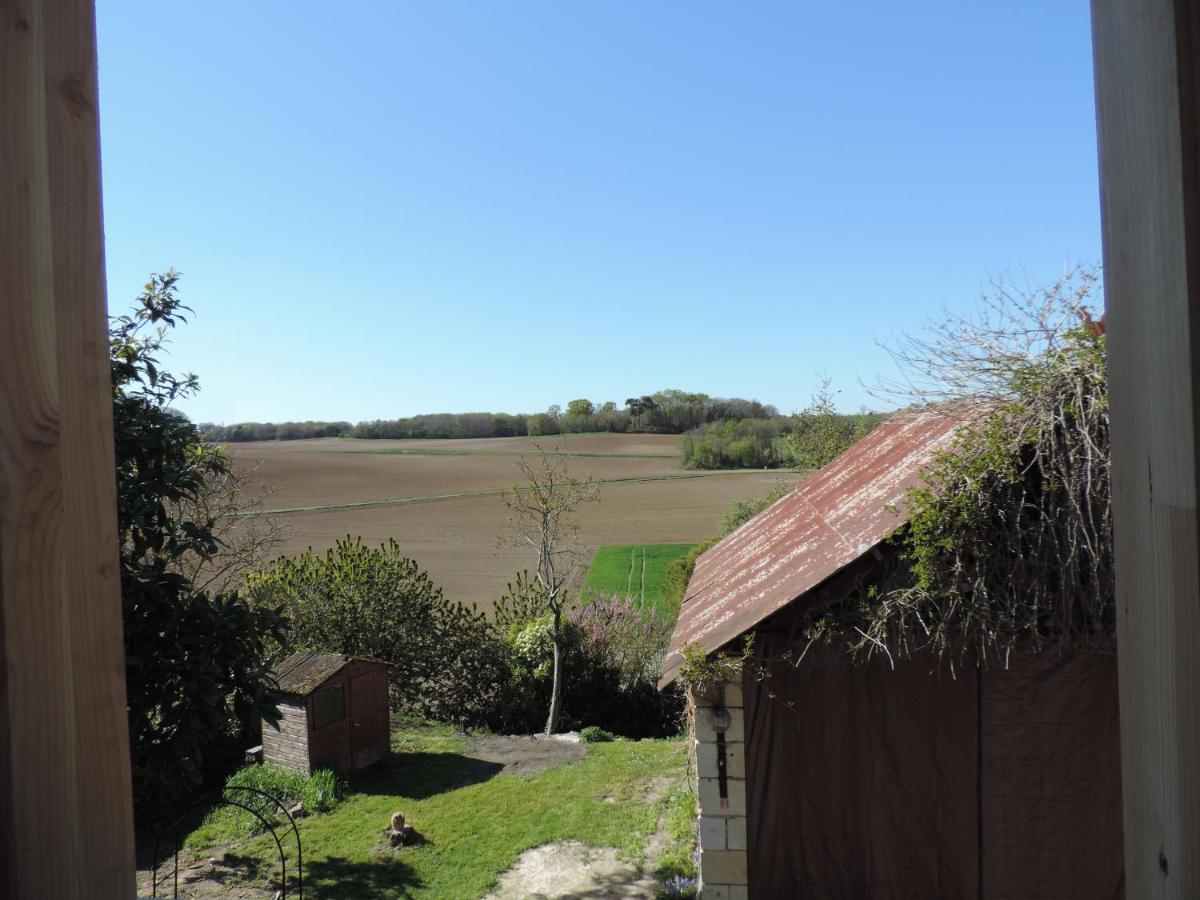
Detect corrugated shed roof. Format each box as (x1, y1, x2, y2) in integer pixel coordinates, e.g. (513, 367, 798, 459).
(271, 649, 351, 696)
(660, 407, 969, 687)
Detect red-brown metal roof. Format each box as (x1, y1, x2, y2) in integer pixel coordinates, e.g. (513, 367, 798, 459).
(659, 407, 969, 687)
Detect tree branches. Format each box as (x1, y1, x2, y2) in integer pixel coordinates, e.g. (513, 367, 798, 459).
(501, 447, 599, 733)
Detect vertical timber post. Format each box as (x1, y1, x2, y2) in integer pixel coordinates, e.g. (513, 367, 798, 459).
(1, 0, 135, 896)
(1092, 0, 1200, 896)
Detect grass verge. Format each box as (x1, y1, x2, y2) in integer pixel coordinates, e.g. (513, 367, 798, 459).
(654, 786, 699, 898)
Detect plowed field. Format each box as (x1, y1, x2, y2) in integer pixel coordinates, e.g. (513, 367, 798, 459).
(228, 434, 798, 605)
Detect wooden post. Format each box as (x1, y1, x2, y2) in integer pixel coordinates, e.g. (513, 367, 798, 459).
(1093, 1, 1200, 895)
(1, 0, 135, 896)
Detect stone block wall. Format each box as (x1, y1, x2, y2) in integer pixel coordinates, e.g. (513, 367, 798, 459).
(693, 679, 749, 899)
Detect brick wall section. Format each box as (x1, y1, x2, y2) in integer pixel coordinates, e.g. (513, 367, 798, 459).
(693, 679, 749, 899)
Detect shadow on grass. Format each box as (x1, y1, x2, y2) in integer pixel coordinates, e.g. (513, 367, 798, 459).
(193, 851, 424, 900)
(350, 751, 504, 800)
(304, 854, 424, 898)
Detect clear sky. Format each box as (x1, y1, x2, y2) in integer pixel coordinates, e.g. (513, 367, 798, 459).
(95, 2, 1101, 423)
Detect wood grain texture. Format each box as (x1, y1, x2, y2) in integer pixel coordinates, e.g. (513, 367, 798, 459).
(1092, 0, 1200, 895)
(0, 0, 134, 894)
(45, 0, 135, 892)
(264, 704, 312, 774)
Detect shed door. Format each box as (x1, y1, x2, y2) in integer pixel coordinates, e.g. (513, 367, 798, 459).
(350, 669, 389, 769)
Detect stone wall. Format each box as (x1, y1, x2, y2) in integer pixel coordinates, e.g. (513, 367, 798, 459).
(692, 679, 748, 899)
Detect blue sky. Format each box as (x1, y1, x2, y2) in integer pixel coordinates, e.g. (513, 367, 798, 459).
(95, 2, 1100, 423)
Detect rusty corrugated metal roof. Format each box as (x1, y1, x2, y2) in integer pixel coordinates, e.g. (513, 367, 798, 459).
(271, 649, 350, 696)
(659, 407, 969, 687)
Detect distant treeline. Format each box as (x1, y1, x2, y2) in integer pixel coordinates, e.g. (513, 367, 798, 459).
(199, 420, 354, 442)
(197, 389, 781, 442)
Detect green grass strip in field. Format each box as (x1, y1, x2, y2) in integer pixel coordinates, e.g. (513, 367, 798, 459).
(584, 543, 695, 614)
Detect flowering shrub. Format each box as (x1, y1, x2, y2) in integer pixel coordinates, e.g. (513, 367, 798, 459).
(568, 593, 674, 687)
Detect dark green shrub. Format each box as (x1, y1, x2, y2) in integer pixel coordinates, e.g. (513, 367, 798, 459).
(662, 539, 717, 612)
(679, 418, 789, 469)
(248, 539, 504, 727)
(113, 272, 287, 817)
(580, 726, 615, 743)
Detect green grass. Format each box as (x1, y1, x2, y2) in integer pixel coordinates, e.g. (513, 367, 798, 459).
(584, 544, 695, 613)
(654, 786, 699, 896)
(177, 722, 689, 899)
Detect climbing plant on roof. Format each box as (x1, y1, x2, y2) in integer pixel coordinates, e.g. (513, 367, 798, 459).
(762, 266, 1113, 674)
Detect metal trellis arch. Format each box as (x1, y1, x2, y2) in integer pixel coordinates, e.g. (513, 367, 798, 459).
(151, 784, 303, 898)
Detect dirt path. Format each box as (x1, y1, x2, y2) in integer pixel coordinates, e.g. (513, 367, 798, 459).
(466, 733, 587, 776)
(484, 775, 678, 899)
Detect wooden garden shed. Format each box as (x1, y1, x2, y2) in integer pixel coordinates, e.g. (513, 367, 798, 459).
(263, 651, 391, 775)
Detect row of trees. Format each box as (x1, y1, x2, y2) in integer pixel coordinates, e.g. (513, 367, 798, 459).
(199, 420, 352, 442)
(198, 390, 782, 443)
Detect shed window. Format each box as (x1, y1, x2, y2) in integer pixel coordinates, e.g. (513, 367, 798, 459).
(312, 683, 346, 730)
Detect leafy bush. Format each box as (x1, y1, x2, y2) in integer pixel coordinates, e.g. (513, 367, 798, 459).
(188, 765, 345, 843)
(226, 764, 344, 817)
(486, 578, 684, 738)
(248, 539, 503, 726)
(662, 540, 716, 613)
(788, 380, 881, 472)
(679, 418, 788, 469)
(580, 726, 615, 743)
(569, 594, 674, 685)
(113, 272, 287, 816)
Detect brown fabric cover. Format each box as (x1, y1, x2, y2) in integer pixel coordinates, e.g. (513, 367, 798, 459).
(980, 652, 1123, 899)
(745, 642, 977, 898)
(744, 637, 1122, 899)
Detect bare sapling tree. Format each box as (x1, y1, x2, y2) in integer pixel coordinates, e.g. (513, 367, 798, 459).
(171, 455, 289, 594)
(502, 447, 599, 734)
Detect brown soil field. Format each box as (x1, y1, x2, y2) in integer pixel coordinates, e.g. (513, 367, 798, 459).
(228, 435, 798, 605)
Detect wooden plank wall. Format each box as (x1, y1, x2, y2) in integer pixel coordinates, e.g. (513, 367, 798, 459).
(263, 702, 313, 775)
(0, 0, 135, 895)
(1092, 0, 1200, 896)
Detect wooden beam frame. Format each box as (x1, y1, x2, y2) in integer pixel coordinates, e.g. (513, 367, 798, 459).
(1093, 0, 1200, 895)
(2, 1, 1200, 896)
(1, 0, 135, 895)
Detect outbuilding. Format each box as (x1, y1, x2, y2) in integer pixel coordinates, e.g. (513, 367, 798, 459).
(262, 650, 391, 775)
(661, 408, 1123, 899)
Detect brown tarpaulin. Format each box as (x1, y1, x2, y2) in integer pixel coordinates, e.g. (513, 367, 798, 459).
(744, 638, 1122, 898)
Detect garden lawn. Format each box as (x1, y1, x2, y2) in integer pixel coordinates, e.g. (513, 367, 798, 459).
(584, 544, 694, 614)
(181, 722, 690, 899)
